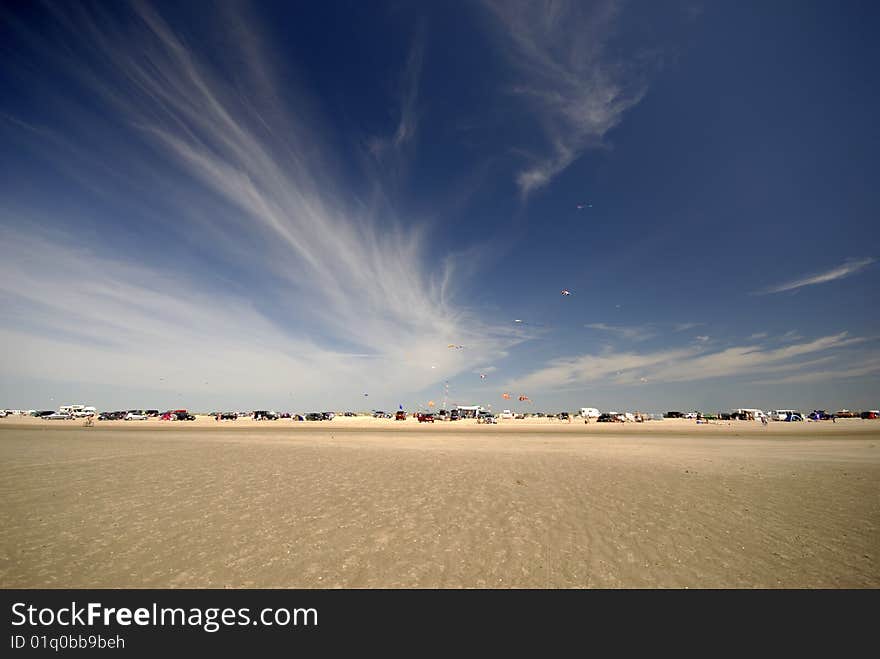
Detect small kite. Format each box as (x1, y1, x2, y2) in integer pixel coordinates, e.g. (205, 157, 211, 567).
(502, 393, 511, 400)
(447, 344, 464, 350)
(514, 319, 523, 323)
(363, 393, 369, 397)
(518, 394, 531, 402)
(480, 373, 487, 380)
(428, 400, 435, 407)
(576, 203, 593, 210)
(561, 289, 571, 296)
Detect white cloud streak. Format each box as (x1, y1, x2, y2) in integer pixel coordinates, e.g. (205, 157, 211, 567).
(0, 4, 518, 406)
(755, 257, 876, 295)
(483, 0, 651, 195)
(505, 332, 869, 391)
(585, 323, 655, 342)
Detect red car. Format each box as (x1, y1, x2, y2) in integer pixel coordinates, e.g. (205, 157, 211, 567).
(417, 413, 435, 423)
(395, 411, 406, 421)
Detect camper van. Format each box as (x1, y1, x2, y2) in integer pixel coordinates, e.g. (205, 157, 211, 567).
(59, 405, 85, 416)
(580, 408, 600, 419)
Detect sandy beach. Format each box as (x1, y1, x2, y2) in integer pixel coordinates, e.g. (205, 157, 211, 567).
(1, 417, 877, 588)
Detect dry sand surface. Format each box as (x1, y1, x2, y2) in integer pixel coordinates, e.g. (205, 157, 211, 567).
(1, 416, 878, 588)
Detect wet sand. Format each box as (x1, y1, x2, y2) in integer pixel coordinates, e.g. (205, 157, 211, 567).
(1, 417, 878, 588)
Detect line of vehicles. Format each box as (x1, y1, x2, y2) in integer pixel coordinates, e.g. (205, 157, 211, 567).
(660, 408, 879, 421)
(2, 407, 197, 421)
(4, 405, 877, 423)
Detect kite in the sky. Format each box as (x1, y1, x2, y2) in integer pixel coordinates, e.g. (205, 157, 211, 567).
(428, 400, 435, 407)
(576, 203, 593, 210)
(447, 344, 464, 350)
(518, 394, 531, 402)
(480, 373, 487, 380)
(561, 289, 571, 296)
(514, 319, 523, 323)
(502, 393, 511, 400)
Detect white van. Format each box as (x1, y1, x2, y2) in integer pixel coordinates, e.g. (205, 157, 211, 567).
(59, 405, 84, 415)
(772, 409, 800, 421)
(500, 410, 514, 419)
(580, 408, 600, 419)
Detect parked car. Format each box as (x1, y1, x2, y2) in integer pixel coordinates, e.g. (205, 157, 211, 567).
(476, 411, 497, 424)
(783, 413, 804, 422)
(449, 409, 460, 421)
(124, 412, 147, 421)
(664, 411, 684, 419)
(835, 410, 856, 418)
(343, 411, 356, 417)
(860, 410, 879, 420)
(597, 413, 623, 423)
(33, 410, 56, 418)
(417, 412, 435, 423)
(45, 411, 73, 420)
(171, 410, 196, 421)
(556, 412, 570, 421)
(253, 410, 278, 420)
(305, 412, 324, 421)
(809, 410, 834, 421)
(395, 410, 407, 421)
(321, 412, 335, 420)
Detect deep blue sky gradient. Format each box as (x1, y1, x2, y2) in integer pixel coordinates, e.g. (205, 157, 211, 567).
(0, 1, 877, 412)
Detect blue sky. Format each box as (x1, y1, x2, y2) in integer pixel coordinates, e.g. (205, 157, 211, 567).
(1, 0, 878, 413)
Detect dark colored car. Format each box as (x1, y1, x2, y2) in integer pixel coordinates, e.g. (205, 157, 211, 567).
(861, 411, 879, 419)
(344, 412, 356, 417)
(218, 412, 238, 420)
(253, 410, 278, 420)
(557, 412, 570, 421)
(664, 411, 684, 419)
(172, 409, 196, 421)
(809, 410, 834, 421)
(597, 413, 623, 423)
(417, 412, 435, 423)
(395, 411, 407, 421)
(305, 412, 323, 421)
(33, 410, 56, 417)
(449, 409, 460, 421)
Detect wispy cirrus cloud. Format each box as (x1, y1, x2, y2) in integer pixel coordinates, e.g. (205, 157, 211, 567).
(585, 323, 655, 342)
(482, 0, 653, 195)
(754, 357, 880, 385)
(367, 24, 425, 159)
(0, 3, 517, 407)
(755, 257, 876, 295)
(505, 332, 869, 391)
